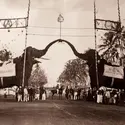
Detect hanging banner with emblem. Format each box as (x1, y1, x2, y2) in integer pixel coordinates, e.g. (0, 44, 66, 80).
(103, 64, 124, 79)
(0, 63, 16, 77)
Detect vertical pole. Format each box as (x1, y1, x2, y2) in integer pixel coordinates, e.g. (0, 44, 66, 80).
(22, 0, 31, 87)
(117, 0, 121, 23)
(58, 14, 64, 41)
(94, 0, 99, 89)
(117, 0, 123, 66)
(60, 22, 61, 39)
(1, 77, 3, 86)
(111, 77, 114, 87)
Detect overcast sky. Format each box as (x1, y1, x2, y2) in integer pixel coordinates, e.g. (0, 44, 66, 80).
(0, 0, 125, 86)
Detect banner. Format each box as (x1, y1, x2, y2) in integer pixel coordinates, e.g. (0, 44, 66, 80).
(0, 63, 16, 77)
(103, 64, 124, 79)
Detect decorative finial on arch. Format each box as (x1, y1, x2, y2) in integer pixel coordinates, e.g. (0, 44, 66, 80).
(57, 14, 64, 39)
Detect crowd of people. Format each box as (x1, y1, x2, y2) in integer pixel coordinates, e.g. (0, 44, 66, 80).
(84, 87, 125, 105)
(15, 86, 47, 102)
(2, 84, 125, 106)
(59, 86, 125, 106)
(64, 86, 82, 100)
(96, 88, 125, 105)
(51, 85, 82, 100)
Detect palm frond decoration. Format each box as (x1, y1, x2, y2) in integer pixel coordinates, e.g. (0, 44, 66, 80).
(98, 25, 125, 65)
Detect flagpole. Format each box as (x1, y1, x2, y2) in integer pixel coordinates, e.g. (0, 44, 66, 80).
(94, 0, 99, 89)
(117, 0, 121, 24)
(117, 0, 123, 67)
(1, 77, 3, 86)
(22, 0, 31, 87)
(60, 21, 61, 39)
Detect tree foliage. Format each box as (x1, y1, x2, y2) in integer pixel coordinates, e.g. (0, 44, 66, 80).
(98, 26, 125, 65)
(96, 26, 125, 89)
(28, 64, 48, 88)
(57, 58, 89, 87)
(0, 49, 12, 62)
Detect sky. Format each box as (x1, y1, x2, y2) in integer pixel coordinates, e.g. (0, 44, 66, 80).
(0, 0, 125, 87)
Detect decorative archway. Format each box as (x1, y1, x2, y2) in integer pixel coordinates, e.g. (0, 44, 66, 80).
(43, 39, 99, 89)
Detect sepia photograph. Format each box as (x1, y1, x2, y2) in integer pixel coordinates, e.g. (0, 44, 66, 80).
(0, 0, 125, 125)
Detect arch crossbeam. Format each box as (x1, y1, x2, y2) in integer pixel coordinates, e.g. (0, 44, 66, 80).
(95, 19, 121, 32)
(0, 17, 28, 29)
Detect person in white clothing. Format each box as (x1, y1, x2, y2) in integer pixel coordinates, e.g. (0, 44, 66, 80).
(42, 92, 46, 100)
(74, 89, 78, 100)
(34, 87, 40, 100)
(23, 87, 28, 102)
(97, 90, 103, 104)
(42, 88, 46, 100)
(105, 90, 110, 104)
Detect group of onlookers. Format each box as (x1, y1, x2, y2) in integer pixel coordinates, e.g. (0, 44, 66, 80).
(51, 85, 82, 100)
(3, 84, 125, 106)
(96, 89, 125, 105)
(84, 87, 125, 105)
(64, 86, 82, 100)
(15, 86, 46, 102)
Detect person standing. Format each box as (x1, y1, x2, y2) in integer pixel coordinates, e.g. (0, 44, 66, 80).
(17, 86, 23, 102)
(28, 86, 33, 102)
(97, 90, 103, 104)
(105, 90, 110, 104)
(23, 86, 28, 102)
(42, 88, 46, 100)
(15, 87, 18, 101)
(59, 86, 63, 100)
(74, 88, 78, 100)
(35, 87, 40, 100)
(65, 86, 69, 99)
(40, 86, 44, 100)
(70, 87, 74, 100)
(77, 88, 81, 100)
(4, 89, 7, 98)
(120, 89, 125, 105)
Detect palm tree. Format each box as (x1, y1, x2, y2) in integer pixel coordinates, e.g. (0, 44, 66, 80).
(98, 25, 125, 87)
(98, 25, 125, 65)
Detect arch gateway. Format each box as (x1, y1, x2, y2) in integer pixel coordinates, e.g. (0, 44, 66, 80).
(0, 38, 125, 89)
(0, 0, 124, 89)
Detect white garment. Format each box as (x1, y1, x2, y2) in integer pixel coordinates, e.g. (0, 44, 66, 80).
(57, 89, 59, 94)
(97, 95, 103, 103)
(18, 94, 22, 102)
(24, 88, 28, 95)
(23, 88, 28, 102)
(42, 93, 46, 100)
(74, 92, 77, 100)
(35, 94, 40, 100)
(24, 94, 29, 102)
(113, 94, 117, 104)
(105, 91, 110, 98)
